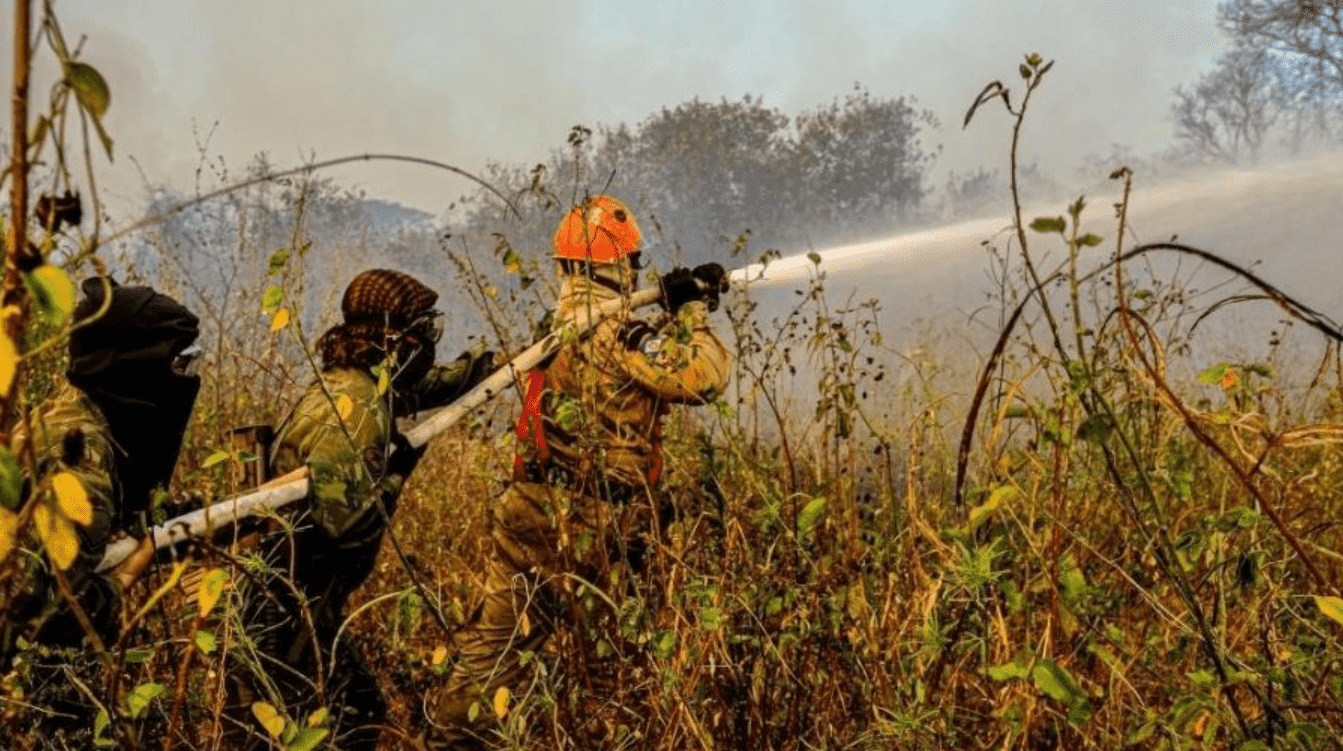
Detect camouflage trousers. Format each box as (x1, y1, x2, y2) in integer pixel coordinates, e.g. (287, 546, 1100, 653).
(425, 479, 653, 747)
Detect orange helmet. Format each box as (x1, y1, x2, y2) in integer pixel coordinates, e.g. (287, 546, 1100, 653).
(553, 195, 642, 263)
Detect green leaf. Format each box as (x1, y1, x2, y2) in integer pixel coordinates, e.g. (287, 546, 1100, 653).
(1075, 233, 1103, 247)
(286, 727, 329, 751)
(90, 112, 114, 160)
(1246, 362, 1274, 379)
(0, 446, 22, 510)
(502, 248, 522, 275)
(1187, 669, 1217, 688)
(806, 252, 822, 265)
(1076, 413, 1115, 444)
(1316, 596, 1343, 627)
(26, 265, 77, 324)
(1029, 216, 1066, 233)
(262, 285, 284, 314)
(194, 629, 218, 654)
(1018, 64, 1032, 79)
(987, 651, 1031, 681)
(1003, 404, 1031, 419)
(700, 607, 722, 630)
(66, 62, 111, 119)
(93, 708, 114, 747)
(267, 248, 290, 276)
(656, 631, 675, 659)
(968, 485, 1015, 533)
(1198, 363, 1230, 384)
(1032, 659, 1088, 710)
(201, 450, 230, 468)
(123, 647, 154, 663)
(796, 496, 827, 541)
(127, 682, 167, 719)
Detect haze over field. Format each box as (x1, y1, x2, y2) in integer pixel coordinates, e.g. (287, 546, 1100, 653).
(3, 1, 1226, 217)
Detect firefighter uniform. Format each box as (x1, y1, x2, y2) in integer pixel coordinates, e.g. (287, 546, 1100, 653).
(428, 195, 730, 745)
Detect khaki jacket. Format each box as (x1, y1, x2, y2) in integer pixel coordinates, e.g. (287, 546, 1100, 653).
(519, 276, 731, 490)
(4, 382, 121, 651)
(271, 367, 391, 539)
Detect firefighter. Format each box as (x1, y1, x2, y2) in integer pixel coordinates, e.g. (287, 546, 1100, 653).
(3, 279, 199, 675)
(237, 269, 493, 750)
(427, 195, 731, 747)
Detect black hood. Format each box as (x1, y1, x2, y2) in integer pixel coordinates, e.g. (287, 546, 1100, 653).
(66, 278, 200, 521)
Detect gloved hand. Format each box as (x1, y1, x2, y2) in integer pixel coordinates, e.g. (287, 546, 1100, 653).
(453, 347, 496, 396)
(659, 267, 702, 313)
(387, 431, 428, 481)
(691, 263, 728, 312)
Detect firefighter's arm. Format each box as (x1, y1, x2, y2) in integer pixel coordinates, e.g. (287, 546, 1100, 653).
(395, 345, 496, 415)
(618, 301, 731, 403)
(281, 383, 389, 539)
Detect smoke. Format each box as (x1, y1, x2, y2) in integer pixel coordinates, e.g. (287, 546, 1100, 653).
(2, 0, 1228, 219)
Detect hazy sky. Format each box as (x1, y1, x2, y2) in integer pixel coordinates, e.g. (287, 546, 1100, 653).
(15, 0, 1228, 217)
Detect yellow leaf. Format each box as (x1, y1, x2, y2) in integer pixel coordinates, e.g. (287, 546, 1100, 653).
(270, 307, 291, 332)
(966, 485, 1017, 534)
(0, 333, 16, 397)
(375, 365, 390, 396)
(27, 265, 76, 324)
(492, 686, 510, 719)
(0, 507, 17, 560)
(251, 701, 285, 738)
(34, 503, 79, 570)
(197, 568, 228, 618)
(51, 472, 92, 525)
(1317, 596, 1343, 627)
(431, 646, 448, 666)
(306, 707, 329, 727)
(335, 394, 354, 421)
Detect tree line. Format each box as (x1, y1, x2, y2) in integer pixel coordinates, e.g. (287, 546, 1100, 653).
(1170, 0, 1343, 164)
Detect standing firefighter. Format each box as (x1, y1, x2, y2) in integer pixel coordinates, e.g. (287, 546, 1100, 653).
(238, 269, 492, 750)
(2, 279, 199, 669)
(427, 195, 731, 747)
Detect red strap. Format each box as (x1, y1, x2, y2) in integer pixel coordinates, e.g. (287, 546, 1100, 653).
(513, 369, 549, 480)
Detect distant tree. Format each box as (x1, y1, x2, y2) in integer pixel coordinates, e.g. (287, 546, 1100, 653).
(790, 86, 937, 232)
(1170, 44, 1280, 164)
(1219, 0, 1343, 97)
(1209, 0, 1343, 152)
(445, 87, 940, 288)
(624, 95, 793, 254)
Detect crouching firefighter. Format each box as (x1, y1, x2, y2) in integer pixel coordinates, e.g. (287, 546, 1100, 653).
(232, 269, 493, 750)
(426, 195, 731, 747)
(2, 279, 200, 680)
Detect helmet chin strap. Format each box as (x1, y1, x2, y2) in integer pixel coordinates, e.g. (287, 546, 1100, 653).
(559, 257, 638, 295)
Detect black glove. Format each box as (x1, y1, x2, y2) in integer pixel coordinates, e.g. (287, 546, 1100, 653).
(386, 431, 428, 481)
(659, 267, 702, 313)
(457, 348, 496, 392)
(691, 263, 728, 312)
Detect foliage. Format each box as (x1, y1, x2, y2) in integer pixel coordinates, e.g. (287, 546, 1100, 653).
(1170, 0, 1343, 162)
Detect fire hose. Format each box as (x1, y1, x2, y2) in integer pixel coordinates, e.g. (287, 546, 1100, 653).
(97, 281, 717, 572)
